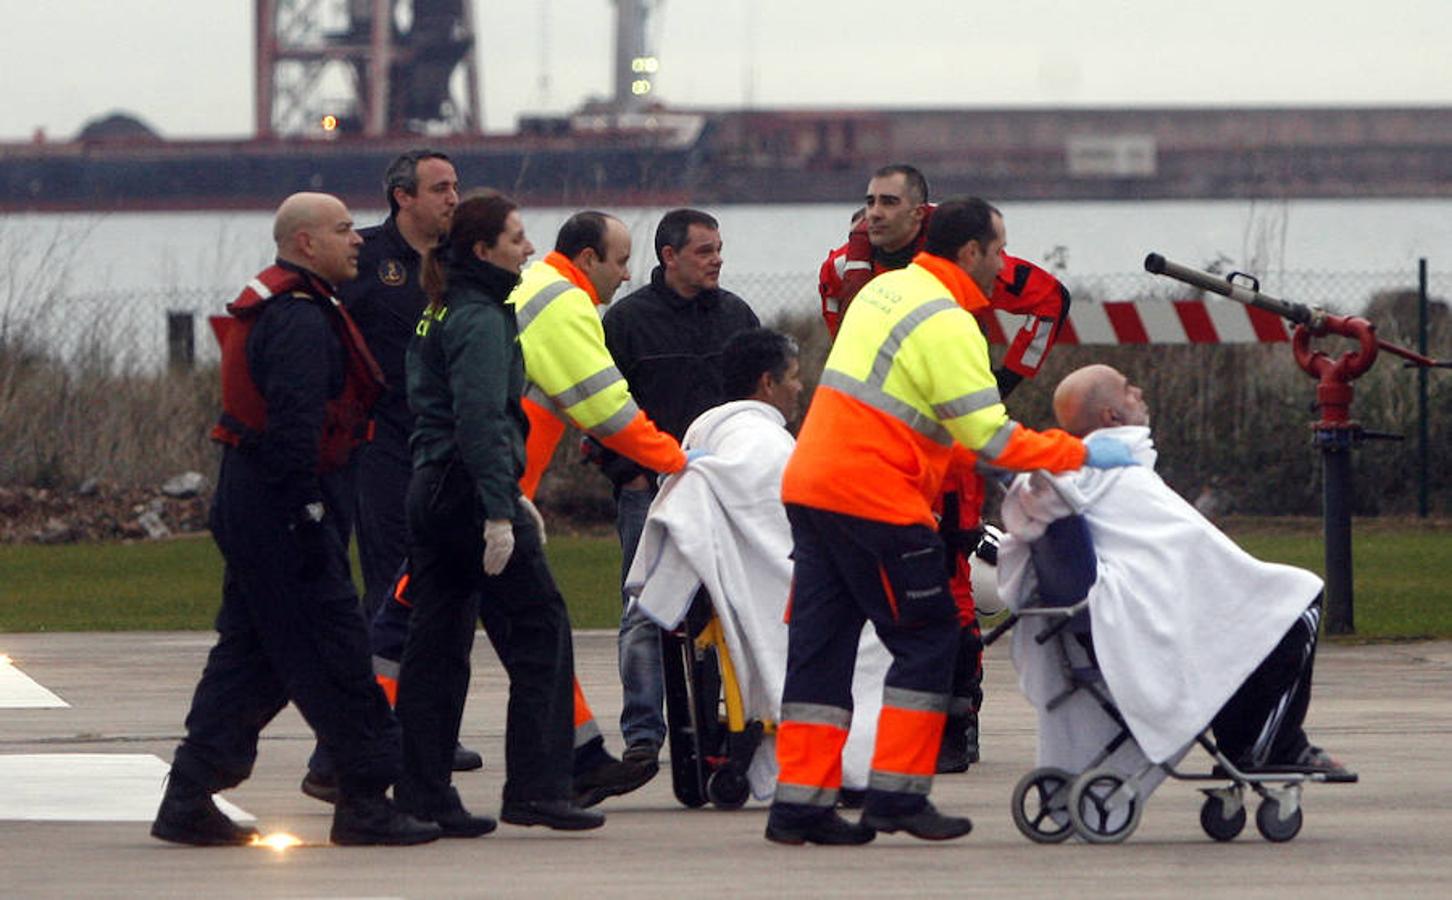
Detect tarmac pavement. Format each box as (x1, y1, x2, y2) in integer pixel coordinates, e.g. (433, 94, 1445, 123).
(2, 630, 1450, 898)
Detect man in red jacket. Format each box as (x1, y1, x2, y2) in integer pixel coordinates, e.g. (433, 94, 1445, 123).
(818, 164, 1073, 773)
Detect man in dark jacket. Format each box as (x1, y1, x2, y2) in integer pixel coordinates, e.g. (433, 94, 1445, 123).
(601, 208, 760, 762)
(151, 192, 439, 847)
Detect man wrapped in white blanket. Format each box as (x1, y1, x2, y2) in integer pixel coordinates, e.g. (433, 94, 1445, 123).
(625, 329, 892, 800)
(997, 364, 1349, 776)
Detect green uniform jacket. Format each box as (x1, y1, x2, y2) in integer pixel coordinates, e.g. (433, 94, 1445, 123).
(406, 256, 527, 521)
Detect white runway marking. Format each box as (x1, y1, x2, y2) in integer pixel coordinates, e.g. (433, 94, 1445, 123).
(0, 655, 68, 708)
(0, 754, 255, 823)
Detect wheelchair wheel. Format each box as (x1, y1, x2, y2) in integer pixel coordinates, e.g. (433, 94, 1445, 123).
(1068, 766, 1143, 844)
(1199, 789, 1247, 842)
(1010, 767, 1075, 844)
(1255, 794, 1303, 843)
(706, 768, 750, 810)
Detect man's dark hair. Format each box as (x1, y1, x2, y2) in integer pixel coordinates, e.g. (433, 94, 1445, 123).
(555, 210, 612, 259)
(873, 163, 929, 205)
(721, 327, 799, 401)
(384, 148, 452, 215)
(924, 197, 1000, 259)
(654, 208, 719, 263)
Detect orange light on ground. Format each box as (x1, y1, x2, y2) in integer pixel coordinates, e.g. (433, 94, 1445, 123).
(320, 115, 339, 132)
(0, 654, 12, 665)
(251, 832, 304, 852)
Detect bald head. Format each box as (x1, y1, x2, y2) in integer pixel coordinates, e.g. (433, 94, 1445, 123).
(1053, 364, 1150, 437)
(272, 192, 361, 285)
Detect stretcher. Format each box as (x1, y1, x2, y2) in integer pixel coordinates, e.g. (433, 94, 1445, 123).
(660, 590, 771, 810)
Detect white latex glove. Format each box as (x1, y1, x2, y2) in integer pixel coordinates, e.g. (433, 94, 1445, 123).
(482, 518, 515, 576)
(519, 495, 547, 545)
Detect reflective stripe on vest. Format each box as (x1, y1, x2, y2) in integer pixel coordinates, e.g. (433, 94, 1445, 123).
(512, 268, 638, 437)
(818, 295, 961, 447)
(514, 279, 573, 334)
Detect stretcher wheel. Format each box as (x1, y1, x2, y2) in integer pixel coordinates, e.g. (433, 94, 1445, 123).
(1199, 791, 1247, 842)
(706, 768, 750, 810)
(1067, 766, 1142, 844)
(1255, 795, 1303, 843)
(1010, 767, 1074, 843)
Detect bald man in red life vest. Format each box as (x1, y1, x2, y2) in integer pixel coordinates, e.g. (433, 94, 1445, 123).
(818, 164, 1073, 773)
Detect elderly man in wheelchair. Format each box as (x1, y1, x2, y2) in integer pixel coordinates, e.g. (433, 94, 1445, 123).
(993, 364, 1354, 844)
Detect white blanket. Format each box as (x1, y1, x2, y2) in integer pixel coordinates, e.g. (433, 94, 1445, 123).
(998, 425, 1322, 764)
(625, 400, 890, 797)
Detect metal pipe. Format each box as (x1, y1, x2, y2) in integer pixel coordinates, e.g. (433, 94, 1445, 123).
(1143, 253, 1314, 324)
(1322, 441, 1354, 634)
(1419, 258, 1430, 518)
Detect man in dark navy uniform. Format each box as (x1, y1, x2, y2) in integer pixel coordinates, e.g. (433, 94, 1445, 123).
(344, 149, 460, 624)
(301, 150, 484, 802)
(151, 192, 439, 847)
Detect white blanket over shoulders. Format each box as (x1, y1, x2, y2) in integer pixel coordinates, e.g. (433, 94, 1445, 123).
(625, 400, 890, 797)
(998, 425, 1322, 764)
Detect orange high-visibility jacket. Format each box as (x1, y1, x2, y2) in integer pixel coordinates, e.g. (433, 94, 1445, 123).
(784, 252, 1086, 528)
(512, 252, 684, 497)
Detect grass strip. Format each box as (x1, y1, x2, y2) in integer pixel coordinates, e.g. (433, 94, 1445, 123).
(1, 521, 1447, 638)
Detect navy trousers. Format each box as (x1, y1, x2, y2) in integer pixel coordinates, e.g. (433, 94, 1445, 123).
(171, 452, 400, 795)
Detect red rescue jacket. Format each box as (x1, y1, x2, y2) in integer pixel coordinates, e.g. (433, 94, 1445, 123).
(211, 264, 385, 474)
(819, 210, 1071, 379)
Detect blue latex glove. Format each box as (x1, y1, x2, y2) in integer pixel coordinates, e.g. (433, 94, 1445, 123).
(1083, 436, 1138, 469)
(685, 447, 711, 464)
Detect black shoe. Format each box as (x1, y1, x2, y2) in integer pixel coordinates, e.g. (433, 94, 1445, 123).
(452, 743, 484, 773)
(765, 811, 876, 846)
(300, 771, 339, 805)
(500, 799, 605, 831)
(862, 801, 973, 841)
(331, 793, 443, 846)
(151, 775, 260, 846)
(620, 740, 660, 765)
(573, 755, 659, 809)
(411, 805, 498, 838)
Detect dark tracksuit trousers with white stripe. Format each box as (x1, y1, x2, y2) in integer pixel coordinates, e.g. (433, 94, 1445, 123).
(1212, 594, 1324, 768)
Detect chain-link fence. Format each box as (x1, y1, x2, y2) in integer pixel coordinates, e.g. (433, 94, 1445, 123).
(4, 264, 1448, 516)
(13, 265, 1450, 373)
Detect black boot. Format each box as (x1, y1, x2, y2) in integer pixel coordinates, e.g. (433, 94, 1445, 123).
(500, 799, 605, 831)
(150, 771, 259, 846)
(452, 742, 484, 772)
(573, 753, 658, 809)
(862, 800, 973, 841)
(300, 770, 339, 804)
(331, 791, 443, 846)
(765, 810, 876, 846)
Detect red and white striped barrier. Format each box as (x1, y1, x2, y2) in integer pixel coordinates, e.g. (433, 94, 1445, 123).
(983, 300, 1290, 345)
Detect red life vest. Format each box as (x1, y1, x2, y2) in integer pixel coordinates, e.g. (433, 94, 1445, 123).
(210, 264, 385, 474)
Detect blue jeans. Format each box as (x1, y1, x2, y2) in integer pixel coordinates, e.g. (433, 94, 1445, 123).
(616, 484, 665, 749)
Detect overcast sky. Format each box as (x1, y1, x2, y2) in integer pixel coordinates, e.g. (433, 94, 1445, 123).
(3, 0, 1451, 141)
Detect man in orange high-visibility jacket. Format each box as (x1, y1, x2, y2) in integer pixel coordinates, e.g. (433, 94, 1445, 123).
(510, 210, 693, 805)
(766, 198, 1136, 846)
(819, 164, 1073, 775)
